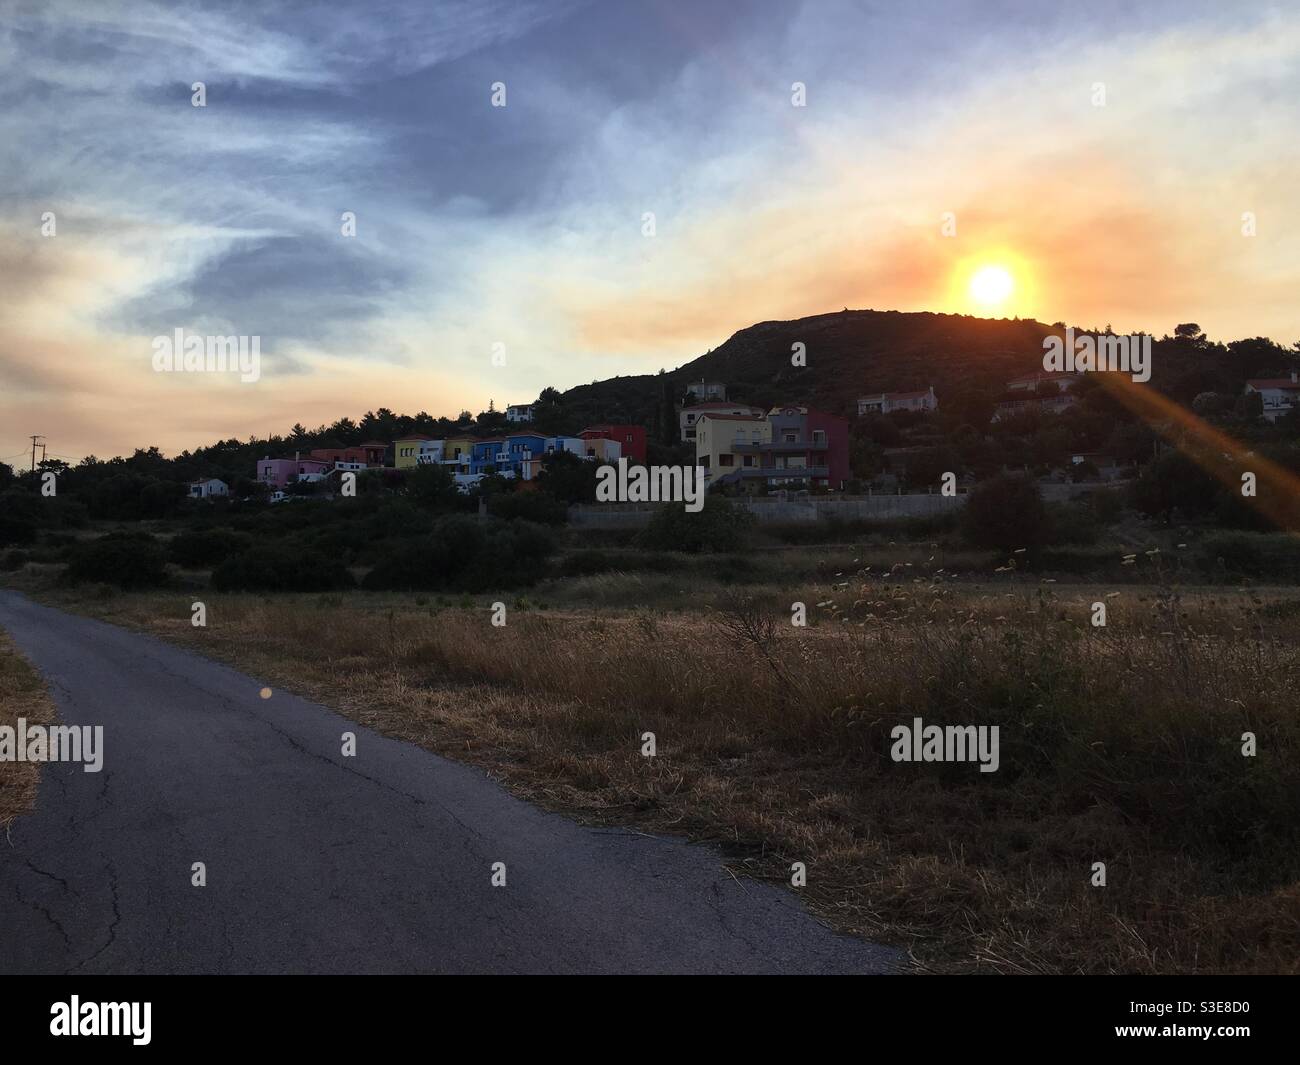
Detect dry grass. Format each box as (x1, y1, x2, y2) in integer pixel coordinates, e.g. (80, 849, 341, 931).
(0, 629, 59, 829)
(8, 568, 1300, 973)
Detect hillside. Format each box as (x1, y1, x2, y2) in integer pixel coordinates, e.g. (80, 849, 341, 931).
(555, 309, 1293, 444)
(557, 310, 1067, 440)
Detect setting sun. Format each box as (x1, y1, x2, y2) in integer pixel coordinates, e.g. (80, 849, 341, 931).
(969, 264, 1015, 308)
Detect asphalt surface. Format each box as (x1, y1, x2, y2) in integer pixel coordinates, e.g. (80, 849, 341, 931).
(0, 591, 900, 974)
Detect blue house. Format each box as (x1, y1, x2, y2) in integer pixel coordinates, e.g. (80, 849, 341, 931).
(505, 433, 547, 467)
(470, 438, 509, 476)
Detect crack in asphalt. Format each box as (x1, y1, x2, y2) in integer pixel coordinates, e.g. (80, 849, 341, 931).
(68, 861, 121, 975)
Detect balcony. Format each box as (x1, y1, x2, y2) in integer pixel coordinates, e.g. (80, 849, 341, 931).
(750, 465, 828, 479)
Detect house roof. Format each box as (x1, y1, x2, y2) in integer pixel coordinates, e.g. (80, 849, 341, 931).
(1008, 371, 1076, 384)
(359, 440, 389, 448)
(1247, 379, 1300, 390)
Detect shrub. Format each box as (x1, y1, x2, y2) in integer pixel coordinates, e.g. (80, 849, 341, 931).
(169, 529, 253, 567)
(960, 475, 1048, 553)
(211, 546, 355, 592)
(362, 516, 556, 592)
(1198, 532, 1300, 580)
(487, 490, 568, 526)
(2, 549, 29, 571)
(636, 496, 753, 553)
(64, 532, 169, 589)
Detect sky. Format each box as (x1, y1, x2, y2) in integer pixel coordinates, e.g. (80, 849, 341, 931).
(2, 0, 1298, 464)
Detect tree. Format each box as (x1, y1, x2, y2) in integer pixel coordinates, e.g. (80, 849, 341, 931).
(405, 463, 460, 509)
(536, 451, 599, 504)
(1131, 451, 1218, 522)
(532, 387, 569, 435)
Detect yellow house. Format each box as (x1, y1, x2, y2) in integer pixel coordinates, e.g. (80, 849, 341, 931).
(394, 435, 433, 469)
(695, 412, 770, 487)
(442, 435, 476, 475)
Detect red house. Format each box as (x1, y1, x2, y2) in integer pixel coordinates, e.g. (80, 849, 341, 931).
(309, 441, 388, 466)
(580, 424, 646, 465)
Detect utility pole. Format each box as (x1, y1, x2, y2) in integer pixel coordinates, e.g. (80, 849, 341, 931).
(29, 435, 44, 473)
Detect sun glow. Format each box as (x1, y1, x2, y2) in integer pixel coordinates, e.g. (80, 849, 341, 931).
(948, 251, 1037, 318)
(969, 264, 1015, 308)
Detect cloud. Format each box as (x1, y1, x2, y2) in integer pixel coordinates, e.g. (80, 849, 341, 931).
(1, 0, 1297, 464)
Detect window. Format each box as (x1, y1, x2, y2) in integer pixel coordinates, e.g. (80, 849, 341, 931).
(784, 431, 797, 443)
(812, 430, 826, 446)
(743, 456, 753, 467)
(720, 454, 734, 467)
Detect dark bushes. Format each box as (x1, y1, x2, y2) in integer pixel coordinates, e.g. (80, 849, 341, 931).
(960, 475, 1048, 553)
(169, 529, 253, 567)
(636, 497, 753, 553)
(487, 491, 568, 526)
(362, 515, 555, 592)
(64, 532, 169, 589)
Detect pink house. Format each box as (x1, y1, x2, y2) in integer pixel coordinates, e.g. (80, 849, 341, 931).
(256, 456, 331, 488)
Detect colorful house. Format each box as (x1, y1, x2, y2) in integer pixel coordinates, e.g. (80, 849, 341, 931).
(697, 406, 849, 491)
(580, 424, 646, 464)
(440, 436, 477, 475)
(505, 432, 548, 467)
(544, 435, 586, 458)
(695, 412, 771, 487)
(256, 456, 331, 488)
(679, 401, 765, 442)
(416, 439, 444, 465)
(394, 435, 439, 469)
(309, 441, 387, 467)
(471, 438, 510, 476)
(581, 437, 622, 463)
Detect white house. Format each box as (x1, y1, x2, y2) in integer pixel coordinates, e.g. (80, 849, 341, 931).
(188, 478, 228, 499)
(416, 439, 445, 464)
(1005, 372, 1080, 393)
(1245, 372, 1300, 422)
(856, 386, 938, 417)
(506, 404, 535, 423)
(685, 380, 727, 402)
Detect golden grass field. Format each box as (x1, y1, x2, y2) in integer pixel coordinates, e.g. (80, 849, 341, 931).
(7, 559, 1298, 974)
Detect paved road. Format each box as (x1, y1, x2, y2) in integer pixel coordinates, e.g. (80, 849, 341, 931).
(0, 591, 899, 974)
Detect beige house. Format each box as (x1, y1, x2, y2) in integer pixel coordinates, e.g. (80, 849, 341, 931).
(694, 412, 772, 486)
(679, 401, 764, 442)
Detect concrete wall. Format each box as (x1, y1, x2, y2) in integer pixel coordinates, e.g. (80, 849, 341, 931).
(567, 480, 1130, 527)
